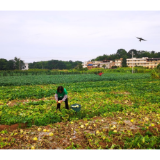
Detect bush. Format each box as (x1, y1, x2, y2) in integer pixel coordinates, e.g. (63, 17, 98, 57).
(151, 69, 160, 79)
(3, 72, 7, 76)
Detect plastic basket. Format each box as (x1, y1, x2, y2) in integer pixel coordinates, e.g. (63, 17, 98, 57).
(71, 103, 81, 112)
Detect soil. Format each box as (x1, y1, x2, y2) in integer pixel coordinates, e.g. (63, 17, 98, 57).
(0, 123, 28, 131)
(3, 97, 55, 107)
(110, 91, 130, 95)
(0, 115, 159, 149)
(113, 100, 133, 106)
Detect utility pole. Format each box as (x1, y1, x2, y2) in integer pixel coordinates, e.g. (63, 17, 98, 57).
(19, 58, 20, 70)
(132, 51, 133, 73)
(42, 61, 43, 69)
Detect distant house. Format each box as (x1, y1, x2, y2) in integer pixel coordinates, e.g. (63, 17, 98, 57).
(87, 63, 93, 70)
(82, 61, 88, 68)
(115, 58, 123, 67)
(82, 58, 123, 69)
(22, 63, 29, 70)
(99, 60, 115, 69)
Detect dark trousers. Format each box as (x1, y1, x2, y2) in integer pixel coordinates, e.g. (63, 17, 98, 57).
(57, 98, 69, 110)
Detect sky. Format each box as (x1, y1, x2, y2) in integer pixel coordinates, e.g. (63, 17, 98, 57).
(0, 1, 160, 63)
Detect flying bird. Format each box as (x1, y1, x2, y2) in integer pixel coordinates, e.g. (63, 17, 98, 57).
(136, 37, 147, 42)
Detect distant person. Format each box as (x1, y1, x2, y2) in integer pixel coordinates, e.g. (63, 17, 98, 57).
(55, 86, 69, 110)
(98, 71, 104, 76)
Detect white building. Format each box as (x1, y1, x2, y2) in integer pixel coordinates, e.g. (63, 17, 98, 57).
(99, 61, 114, 69)
(91, 61, 102, 68)
(127, 57, 147, 67)
(22, 63, 29, 70)
(82, 61, 88, 68)
(126, 57, 160, 68)
(82, 59, 120, 69)
(115, 58, 123, 67)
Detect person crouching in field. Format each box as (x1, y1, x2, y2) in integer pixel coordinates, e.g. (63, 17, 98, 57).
(55, 86, 69, 110)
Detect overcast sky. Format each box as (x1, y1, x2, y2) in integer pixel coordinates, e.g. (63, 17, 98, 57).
(0, 3, 160, 63)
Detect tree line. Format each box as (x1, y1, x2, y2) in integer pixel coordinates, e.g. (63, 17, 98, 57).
(0, 57, 82, 70)
(0, 57, 24, 70)
(29, 60, 82, 70)
(1, 49, 160, 70)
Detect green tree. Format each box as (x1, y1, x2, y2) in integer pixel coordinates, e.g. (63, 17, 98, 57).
(13, 57, 19, 69)
(66, 63, 72, 69)
(28, 59, 82, 70)
(122, 58, 127, 67)
(157, 63, 160, 70)
(116, 49, 128, 67)
(116, 49, 128, 58)
(102, 64, 106, 69)
(0, 58, 8, 70)
(7, 60, 15, 70)
(13, 57, 24, 70)
(75, 63, 83, 70)
(128, 49, 137, 57)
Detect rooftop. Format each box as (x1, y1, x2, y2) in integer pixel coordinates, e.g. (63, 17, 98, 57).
(87, 64, 93, 66)
(103, 60, 110, 62)
(147, 58, 160, 60)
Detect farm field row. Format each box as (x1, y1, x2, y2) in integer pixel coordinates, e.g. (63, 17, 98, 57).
(0, 73, 150, 86)
(0, 73, 160, 149)
(0, 74, 160, 126)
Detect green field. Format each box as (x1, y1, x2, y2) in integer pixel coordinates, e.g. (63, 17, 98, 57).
(0, 72, 150, 86)
(0, 73, 160, 149)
